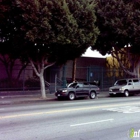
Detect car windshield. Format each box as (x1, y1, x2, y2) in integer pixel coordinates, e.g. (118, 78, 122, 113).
(114, 80, 127, 86)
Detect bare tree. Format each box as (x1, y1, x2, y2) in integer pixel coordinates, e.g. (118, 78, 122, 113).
(111, 46, 140, 78)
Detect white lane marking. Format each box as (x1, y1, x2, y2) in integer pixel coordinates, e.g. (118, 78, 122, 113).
(70, 119, 114, 127)
(0, 108, 5, 110)
(103, 106, 140, 113)
(63, 102, 91, 105)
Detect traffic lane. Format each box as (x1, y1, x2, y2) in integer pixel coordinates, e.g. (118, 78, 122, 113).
(1, 105, 140, 140)
(1, 102, 140, 127)
(0, 113, 140, 140)
(1, 96, 140, 115)
(0, 109, 113, 140)
(62, 122, 140, 140)
(1, 100, 140, 118)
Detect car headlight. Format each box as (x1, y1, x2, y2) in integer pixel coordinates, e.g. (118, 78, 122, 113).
(119, 87, 124, 91)
(62, 89, 67, 92)
(109, 88, 112, 92)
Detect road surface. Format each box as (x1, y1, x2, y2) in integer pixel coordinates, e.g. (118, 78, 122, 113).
(0, 96, 140, 140)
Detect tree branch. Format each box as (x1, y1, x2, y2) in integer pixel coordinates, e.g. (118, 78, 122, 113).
(29, 57, 40, 77)
(111, 47, 140, 77)
(44, 62, 56, 70)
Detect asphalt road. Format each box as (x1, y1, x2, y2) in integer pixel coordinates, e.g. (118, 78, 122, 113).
(0, 96, 140, 140)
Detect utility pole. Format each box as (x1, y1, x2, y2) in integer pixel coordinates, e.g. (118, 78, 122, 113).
(62, 64, 67, 88)
(72, 59, 77, 82)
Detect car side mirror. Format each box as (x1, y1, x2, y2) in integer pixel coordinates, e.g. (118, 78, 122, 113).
(76, 85, 79, 88)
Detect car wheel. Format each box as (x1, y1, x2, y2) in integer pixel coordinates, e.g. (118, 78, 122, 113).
(57, 97, 62, 100)
(109, 94, 113, 97)
(68, 92, 75, 100)
(89, 91, 96, 99)
(124, 90, 129, 97)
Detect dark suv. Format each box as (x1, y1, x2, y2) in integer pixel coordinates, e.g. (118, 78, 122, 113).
(55, 82, 100, 100)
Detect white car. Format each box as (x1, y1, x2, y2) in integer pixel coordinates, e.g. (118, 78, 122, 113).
(109, 78, 140, 97)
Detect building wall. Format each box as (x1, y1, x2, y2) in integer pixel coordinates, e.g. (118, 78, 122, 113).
(58, 57, 106, 83)
(0, 56, 107, 91)
(0, 60, 33, 80)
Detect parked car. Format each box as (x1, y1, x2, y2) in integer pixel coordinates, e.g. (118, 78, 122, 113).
(109, 78, 140, 97)
(55, 82, 100, 100)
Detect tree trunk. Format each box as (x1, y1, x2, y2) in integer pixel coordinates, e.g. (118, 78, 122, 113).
(29, 57, 55, 99)
(39, 72, 46, 99)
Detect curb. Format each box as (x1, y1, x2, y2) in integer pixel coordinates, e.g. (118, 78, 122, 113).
(0, 96, 56, 105)
(0, 99, 48, 105)
(0, 92, 109, 105)
(0, 94, 56, 105)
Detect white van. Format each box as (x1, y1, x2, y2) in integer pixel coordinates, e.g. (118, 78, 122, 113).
(109, 78, 140, 97)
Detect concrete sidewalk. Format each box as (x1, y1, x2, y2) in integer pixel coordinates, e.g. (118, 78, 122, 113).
(0, 94, 55, 105)
(0, 91, 109, 105)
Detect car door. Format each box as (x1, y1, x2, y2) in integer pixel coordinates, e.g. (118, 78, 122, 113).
(132, 79, 140, 93)
(127, 79, 134, 93)
(82, 83, 90, 96)
(75, 84, 84, 97)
